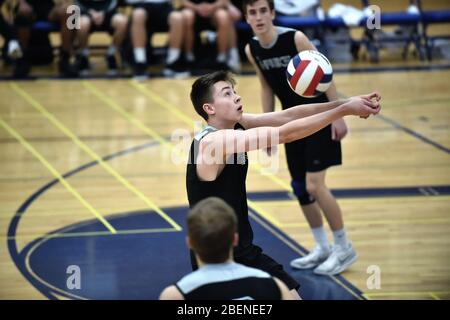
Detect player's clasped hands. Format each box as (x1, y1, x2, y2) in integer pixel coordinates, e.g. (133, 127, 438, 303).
(346, 92, 381, 119)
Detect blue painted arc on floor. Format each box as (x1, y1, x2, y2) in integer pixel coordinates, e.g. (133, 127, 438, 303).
(18, 207, 363, 300)
(8, 140, 449, 300)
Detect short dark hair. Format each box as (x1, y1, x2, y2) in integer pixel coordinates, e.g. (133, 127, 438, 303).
(190, 71, 236, 121)
(242, 0, 274, 13)
(187, 197, 237, 264)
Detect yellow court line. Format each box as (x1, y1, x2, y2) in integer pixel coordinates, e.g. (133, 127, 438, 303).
(11, 83, 181, 232)
(429, 292, 441, 300)
(82, 81, 174, 151)
(0, 117, 116, 234)
(6, 227, 179, 240)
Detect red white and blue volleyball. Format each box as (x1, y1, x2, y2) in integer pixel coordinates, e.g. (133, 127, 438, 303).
(286, 50, 333, 98)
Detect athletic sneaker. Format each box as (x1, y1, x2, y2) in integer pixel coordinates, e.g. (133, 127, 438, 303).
(13, 57, 31, 78)
(133, 62, 148, 81)
(163, 58, 190, 78)
(227, 55, 241, 73)
(76, 54, 90, 76)
(290, 245, 331, 269)
(314, 243, 357, 276)
(59, 56, 79, 78)
(106, 54, 118, 76)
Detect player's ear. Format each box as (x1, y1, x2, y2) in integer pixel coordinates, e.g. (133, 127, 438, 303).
(203, 103, 215, 116)
(186, 236, 192, 249)
(232, 232, 239, 247)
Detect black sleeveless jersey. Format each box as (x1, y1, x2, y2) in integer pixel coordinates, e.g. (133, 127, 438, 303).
(176, 262, 281, 300)
(186, 124, 253, 250)
(248, 26, 329, 109)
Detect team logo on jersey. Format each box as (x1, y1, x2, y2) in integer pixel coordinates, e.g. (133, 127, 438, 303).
(257, 55, 292, 71)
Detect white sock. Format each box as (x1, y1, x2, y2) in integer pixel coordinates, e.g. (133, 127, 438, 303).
(107, 45, 117, 56)
(186, 52, 195, 62)
(228, 47, 240, 62)
(311, 226, 329, 251)
(217, 52, 226, 63)
(166, 48, 181, 65)
(80, 48, 89, 57)
(333, 228, 348, 248)
(8, 39, 22, 59)
(134, 47, 146, 64)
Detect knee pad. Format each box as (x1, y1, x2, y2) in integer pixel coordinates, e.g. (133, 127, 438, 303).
(291, 180, 315, 205)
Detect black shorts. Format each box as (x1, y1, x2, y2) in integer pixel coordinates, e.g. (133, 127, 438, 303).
(15, 0, 54, 26)
(190, 244, 300, 291)
(131, 2, 172, 33)
(285, 124, 342, 181)
(194, 15, 215, 32)
(83, 11, 117, 34)
(31, 0, 54, 21)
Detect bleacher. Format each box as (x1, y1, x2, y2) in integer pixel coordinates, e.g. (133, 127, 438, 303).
(21, 0, 450, 62)
(2, 0, 450, 78)
(236, 0, 450, 62)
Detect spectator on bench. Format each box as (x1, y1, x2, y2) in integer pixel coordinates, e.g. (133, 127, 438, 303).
(181, 0, 241, 72)
(15, 0, 79, 77)
(126, 0, 189, 79)
(75, 0, 128, 76)
(0, 0, 24, 77)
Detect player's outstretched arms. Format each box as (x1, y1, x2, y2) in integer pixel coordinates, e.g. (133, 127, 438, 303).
(241, 92, 381, 129)
(198, 95, 381, 162)
(279, 95, 381, 144)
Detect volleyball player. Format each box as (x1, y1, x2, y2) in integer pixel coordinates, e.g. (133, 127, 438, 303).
(160, 197, 293, 300)
(244, 0, 357, 275)
(185, 70, 381, 298)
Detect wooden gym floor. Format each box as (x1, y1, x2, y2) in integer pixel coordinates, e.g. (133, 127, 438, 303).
(1, 62, 449, 299)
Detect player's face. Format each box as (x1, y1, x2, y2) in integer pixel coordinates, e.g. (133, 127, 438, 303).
(245, 0, 275, 34)
(210, 81, 243, 123)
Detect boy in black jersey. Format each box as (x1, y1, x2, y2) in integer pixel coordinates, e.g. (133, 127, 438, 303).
(185, 70, 381, 298)
(243, 0, 357, 276)
(160, 197, 293, 300)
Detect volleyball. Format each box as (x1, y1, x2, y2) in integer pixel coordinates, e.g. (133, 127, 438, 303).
(286, 50, 333, 98)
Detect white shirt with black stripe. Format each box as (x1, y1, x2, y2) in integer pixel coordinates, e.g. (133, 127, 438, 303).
(175, 262, 281, 300)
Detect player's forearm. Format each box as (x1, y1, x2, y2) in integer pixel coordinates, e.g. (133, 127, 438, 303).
(280, 104, 348, 144)
(283, 98, 348, 122)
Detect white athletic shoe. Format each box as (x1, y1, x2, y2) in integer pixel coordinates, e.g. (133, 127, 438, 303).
(290, 245, 331, 269)
(314, 243, 358, 276)
(227, 56, 241, 73)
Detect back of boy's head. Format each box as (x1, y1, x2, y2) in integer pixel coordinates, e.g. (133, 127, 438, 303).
(187, 197, 237, 264)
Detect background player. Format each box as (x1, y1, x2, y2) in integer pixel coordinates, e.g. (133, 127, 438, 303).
(244, 0, 356, 276)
